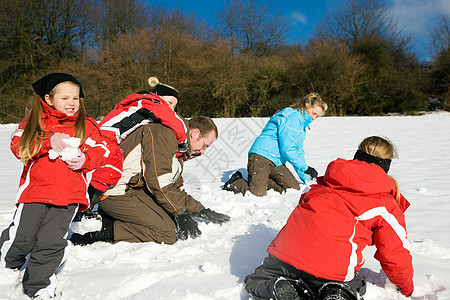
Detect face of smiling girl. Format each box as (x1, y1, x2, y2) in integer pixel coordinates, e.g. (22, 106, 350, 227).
(45, 82, 80, 116)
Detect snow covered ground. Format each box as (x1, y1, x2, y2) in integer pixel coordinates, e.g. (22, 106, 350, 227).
(0, 113, 449, 300)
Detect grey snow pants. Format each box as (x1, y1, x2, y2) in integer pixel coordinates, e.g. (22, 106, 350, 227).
(0, 202, 78, 298)
(245, 254, 366, 299)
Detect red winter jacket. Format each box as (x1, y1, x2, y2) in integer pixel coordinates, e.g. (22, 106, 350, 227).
(89, 92, 188, 192)
(267, 158, 414, 297)
(10, 100, 109, 212)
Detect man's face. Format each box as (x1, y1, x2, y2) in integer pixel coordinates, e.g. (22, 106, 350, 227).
(189, 128, 216, 156)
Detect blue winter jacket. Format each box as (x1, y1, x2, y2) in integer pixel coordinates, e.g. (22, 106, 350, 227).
(248, 107, 312, 182)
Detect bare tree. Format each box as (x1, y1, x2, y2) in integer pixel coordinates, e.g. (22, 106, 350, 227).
(0, 0, 81, 69)
(314, 0, 411, 52)
(143, 8, 206, 83)
(428, 14, 450, 57)
(215, 0, 289, 57)
(427, 15, 450, 109)
(75, 0, 99, 60)
(297, 39, 367, 115)
(92, 0, 148, 48)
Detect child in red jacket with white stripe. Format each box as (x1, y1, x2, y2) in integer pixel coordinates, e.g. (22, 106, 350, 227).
(83, 77, 187, 208)
(0, 73, 109, 299)
(245, 136, 414, 300)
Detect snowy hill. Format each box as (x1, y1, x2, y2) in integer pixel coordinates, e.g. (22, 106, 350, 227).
(0, 113, 449, 299)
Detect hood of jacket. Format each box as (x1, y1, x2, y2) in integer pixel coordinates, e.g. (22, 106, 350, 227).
(320, 158, 410, 212)
(114, 92, 168, 109)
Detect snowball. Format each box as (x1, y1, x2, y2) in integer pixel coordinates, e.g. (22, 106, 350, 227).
(200, 261, 221, 274)
(417, 187, 428, 194)
(49, 137, 82, 162)
(60, 146, 81, 162)
(48, 149, 60, 160)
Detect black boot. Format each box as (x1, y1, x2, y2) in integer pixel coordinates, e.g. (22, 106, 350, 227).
(273, 278, 301, 300)
(319, 283, 357, 300)
(72, 208, 100, 222)
(223, 171, 243, 191)
(71, 209, 114, 246)
(273, 278, 314, 300)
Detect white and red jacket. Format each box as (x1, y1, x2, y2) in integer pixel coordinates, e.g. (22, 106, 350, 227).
(89, 92, 188, 193)
(267, 158, 414, 296)
(10, 100, 109, 212)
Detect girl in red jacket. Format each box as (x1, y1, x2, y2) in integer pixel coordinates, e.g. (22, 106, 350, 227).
(0, 73, 109, 299)
(245, 136, 414, 300)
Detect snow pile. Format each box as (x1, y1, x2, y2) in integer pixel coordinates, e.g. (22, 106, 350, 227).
(0, 113, 449, 299)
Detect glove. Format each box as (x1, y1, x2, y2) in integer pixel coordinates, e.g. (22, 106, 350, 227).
(73, 186, 104, 222)
(67, 152, 86, 170)
(88, 185, 102, 209)
(398, 283, 414, 297)
(304, 166, 318, 180)
(175, 209, 201, 240)
(198, 208, 230, 224)
(50, 133, 70, 151)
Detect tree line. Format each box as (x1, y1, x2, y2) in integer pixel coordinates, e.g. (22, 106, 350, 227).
(0, 0, 448, 123)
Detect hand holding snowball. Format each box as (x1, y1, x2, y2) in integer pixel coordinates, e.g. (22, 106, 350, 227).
(67, 152, 86, 170)
(49, 135, 85, 170)
(50, 133, 70, 152)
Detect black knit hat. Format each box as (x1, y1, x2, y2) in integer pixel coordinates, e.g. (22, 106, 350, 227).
(148, 76, 178, 101)
(354, 149, 391, 173)
(32, 73, 84, 100)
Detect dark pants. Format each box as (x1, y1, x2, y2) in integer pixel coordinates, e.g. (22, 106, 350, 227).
(0, 203, 77, 297)
(245, 254, 366, 299)
(230, 153, 300, 197)
(99, 189, 177, 244)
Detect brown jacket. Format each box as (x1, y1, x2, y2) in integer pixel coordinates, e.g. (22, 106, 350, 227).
(104, 122, 204, 216)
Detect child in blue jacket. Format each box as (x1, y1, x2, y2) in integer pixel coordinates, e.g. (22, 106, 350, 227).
(223, 93, 327, 197)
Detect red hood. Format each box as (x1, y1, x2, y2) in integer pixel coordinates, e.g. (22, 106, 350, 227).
(114, 93, 169, 110)
(318, 158, 410, 212)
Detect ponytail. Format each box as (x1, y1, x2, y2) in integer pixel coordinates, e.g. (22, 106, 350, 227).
(356, 136, 401, 206)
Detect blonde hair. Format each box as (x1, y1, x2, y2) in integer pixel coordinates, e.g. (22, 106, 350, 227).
(291, 92, 328, 114)
(18, 82, 86, 165)
(358, 136, 401, 203)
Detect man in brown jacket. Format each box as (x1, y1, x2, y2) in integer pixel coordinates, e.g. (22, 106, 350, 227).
(71, 116, 230, 245)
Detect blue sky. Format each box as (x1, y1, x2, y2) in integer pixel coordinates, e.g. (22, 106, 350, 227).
(146, 0, 450, 61)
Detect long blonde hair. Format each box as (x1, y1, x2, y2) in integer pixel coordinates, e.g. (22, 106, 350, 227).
(358, 136, 401, 203)
(291, 92, 328, 114)
(18, 83, 86, 165)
